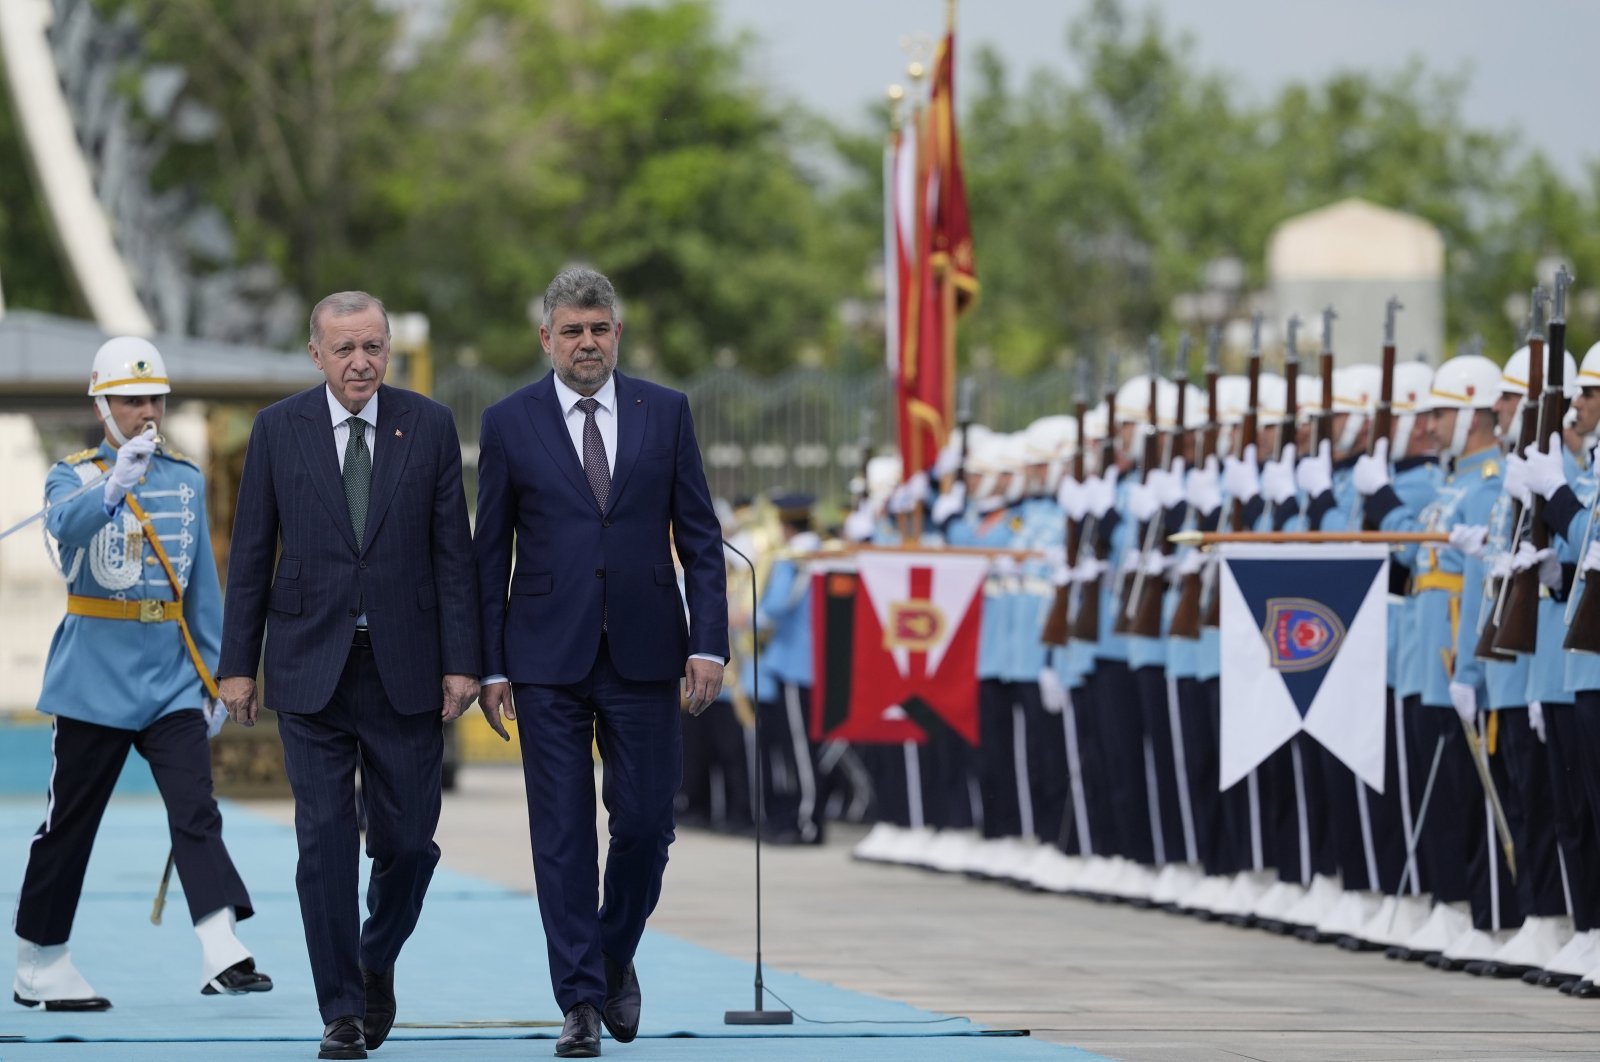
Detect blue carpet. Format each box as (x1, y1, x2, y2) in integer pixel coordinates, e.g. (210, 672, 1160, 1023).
(0, 800, 1102, 1059)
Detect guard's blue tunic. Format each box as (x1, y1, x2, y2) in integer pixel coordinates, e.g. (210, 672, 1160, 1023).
(39, 442, 220, 730)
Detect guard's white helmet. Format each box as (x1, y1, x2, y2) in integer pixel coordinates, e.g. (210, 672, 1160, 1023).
(89, 336, 170, 397)
(1501, 344, 1580, 399)
(865, 455, 901, 503)
(1389, 361, 1436, 461)
(1331, 364, 1382, 452)
(1215, 375, 1250, 427)
(1023, 415, 1077, 462)
(1423, 355, 1502, 412)
(1255, 372, 1288, 422)
(1297, 375, 1323, 419)
(1579, 341, 1600, 388)
(1114, 374, 1164, 425)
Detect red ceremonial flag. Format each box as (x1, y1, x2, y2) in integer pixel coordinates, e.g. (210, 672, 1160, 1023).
(896, 24, 978, 479)
(810, 552, 987, 745)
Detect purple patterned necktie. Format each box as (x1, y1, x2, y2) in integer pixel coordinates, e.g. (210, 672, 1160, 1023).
(575, 397, 611, 511)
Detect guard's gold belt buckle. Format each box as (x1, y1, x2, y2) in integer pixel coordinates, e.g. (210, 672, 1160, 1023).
(139, 599, 166, 623)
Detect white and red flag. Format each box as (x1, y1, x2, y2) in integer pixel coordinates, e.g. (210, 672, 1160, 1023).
(810, 551, 987, 745)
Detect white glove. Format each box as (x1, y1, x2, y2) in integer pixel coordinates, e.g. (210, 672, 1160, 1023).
(1511, 539, 1561, 590)
(1260, 444, 1298, 505)
(1085, 468, 1121, 518)
(1117, 546, 1142, 576)
(1448, 524, 1489, 558)
(1529, 700, 1547, 743)
(1072, 556, 1105, 583)
(1057, 476, 1086, 521)
(1585, 539, 1600, 574)
(991, 555, 1021, 578)
(1141, 549, 1169, 577)
(1038, 666, 1068, 715)
(1522, 433, 1567, 500)
(203, 697, 227, 739)
(1126, 481, 1160, 523)
(1295, 439, 1334, 498)
(843, 505, 876, 542)
(1221, 444, 1260, 504)
(1186, 455, 1222, 517)
(1503, 453, 1531, 507)
(1176, 549, 1206, 577)
(905, 470, 931, 506)
(930, 482, 967, 525)
(1489, 551, 1513, 580)
(1352, 437, 1391, 496)
(1448, 681, 1478, 724)
(1153, 458, 1187, 509)
(103, 430, 157, 507)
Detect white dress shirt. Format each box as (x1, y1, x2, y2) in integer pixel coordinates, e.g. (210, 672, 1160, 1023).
(551, 372, 616, 476)
(328, 386, 377, 626)
(481, 371, 721, 687)
(326, 385, 379, 469)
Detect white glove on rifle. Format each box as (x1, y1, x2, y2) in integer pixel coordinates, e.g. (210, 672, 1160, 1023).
(1038, 666, 1068, 715)
(1152, 458, 1187, 509)
(1585, 539, 1600, 574)
(1447, 524, 1489, 558)
(1141, 549, 1170, 577)
(1186, 455, 1222, 517)
(1176, 549, 1206, 577)
(1352, 437, 1391, 496)
(1521, 433, 1568, 500)
(1489, 551, 1513, 581)
(1260, 443, 1298, 505)
(1085, 468, 1121, 519)
(1295, 439, 1334, 498)
(1126, 481, 1160, 523)
(1072, 556, 1105, 583)
(1511, 539, 1561, 591)
(1221, 444, 1260, 504)
(103, 429, 157, 508)
(843, 503, 876, 543)
(1057, 476, 1086, 521)
(1448, 681, 1478, 724)
(1502, 453, 1531, 507)
(930, 482, 967, 525)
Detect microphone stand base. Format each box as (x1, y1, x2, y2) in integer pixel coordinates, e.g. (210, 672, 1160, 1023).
(724, 1009, 794, 1025)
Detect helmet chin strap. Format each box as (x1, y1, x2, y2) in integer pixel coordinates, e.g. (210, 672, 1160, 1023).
(94, 396, 130, 446)
(1337, 412, 1367, 454)
(1445, 407, 1475, 459)
(1390, 415, 1414, 461)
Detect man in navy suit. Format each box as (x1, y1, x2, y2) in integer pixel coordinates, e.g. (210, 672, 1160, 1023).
(218, 291, 481, 1061)
(475, 268, 728, 1058)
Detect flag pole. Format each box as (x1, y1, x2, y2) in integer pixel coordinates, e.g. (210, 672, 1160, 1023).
(1171, 530, 1448, 547)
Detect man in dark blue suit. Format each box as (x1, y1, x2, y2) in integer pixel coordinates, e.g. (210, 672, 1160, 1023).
(475, 268, 728, 1058)
(218, 291, 481, 1061)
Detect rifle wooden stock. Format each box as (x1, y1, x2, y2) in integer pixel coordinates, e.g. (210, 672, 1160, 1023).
(1494, 309, 1564, 656)
(1564, 563, 1600, 652)
(1042, 397, 1090, 647)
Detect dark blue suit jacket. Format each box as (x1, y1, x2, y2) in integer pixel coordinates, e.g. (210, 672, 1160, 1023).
(474, 370, 728, 685)
(219, 384, 481, 714)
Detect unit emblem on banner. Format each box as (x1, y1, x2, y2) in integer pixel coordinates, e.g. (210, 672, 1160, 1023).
(886, 600, 945, 651)
(1262, 597, 1345, 673)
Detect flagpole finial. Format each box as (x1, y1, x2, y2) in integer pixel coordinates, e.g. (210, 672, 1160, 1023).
(907, 60, 926, 83)
(946, 0, 957, 29)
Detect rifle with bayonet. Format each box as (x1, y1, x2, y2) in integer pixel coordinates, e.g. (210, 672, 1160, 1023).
(1169, 327, 1220, 640)
(1357, 297, 1402, 532)
(1042, 360, 1091, 647)
(1497, 271, 1570, 655)
(1476, 293, 1545, 661)
(1115, 337, 1163, 635)
(1069, 361, 1119, 642)
(1130, 334, 1192, 636)
(1202, 313, 1262, 629)
(1315, 307, 1336, 452)
(1276, 315, 1301, 528)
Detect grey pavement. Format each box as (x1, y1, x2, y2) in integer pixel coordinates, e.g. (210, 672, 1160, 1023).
(251, 765, 1600, 1062)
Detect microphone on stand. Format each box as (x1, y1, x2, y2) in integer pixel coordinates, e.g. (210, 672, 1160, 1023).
(720, 537, 794, 1026)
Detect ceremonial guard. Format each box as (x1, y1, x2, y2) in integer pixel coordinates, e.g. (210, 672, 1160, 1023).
(12, 338, 271, 1010)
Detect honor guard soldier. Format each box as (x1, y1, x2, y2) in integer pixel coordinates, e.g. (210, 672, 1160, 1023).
(13, 338, 271, 1010)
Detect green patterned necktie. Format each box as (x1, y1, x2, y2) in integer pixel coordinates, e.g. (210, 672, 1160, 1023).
(343, 415, 371, 546)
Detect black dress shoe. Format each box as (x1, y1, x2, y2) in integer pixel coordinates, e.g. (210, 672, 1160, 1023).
(202, 957, 274, 995)
(1573, 978, 1600, 999)
(319, 1016, 367, 1060)
(362, 967, 396, 1049)
(555, 1002, 601, 1057)
(13, 990, 112, 1011)
(602, 954, 641, 1043)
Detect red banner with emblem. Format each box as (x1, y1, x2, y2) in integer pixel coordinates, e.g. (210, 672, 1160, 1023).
(810, 552, 988, 745)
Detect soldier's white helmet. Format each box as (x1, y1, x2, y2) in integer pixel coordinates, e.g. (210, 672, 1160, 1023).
(1389, 360, 1436, 461)
(1215, 375, 1250, 427)
(1255, 372, 1288, 422)
(1023, 415, 1077, 462)
(1424, 354, 1501, 458)
(1114, 374, 1164, 424)
(1332, 364, 1382, 452)
(89, 336, 170, 397)
(1297, 375, 1323, 420)
(865, 455, 901, 504)
(1172, 384, 1207, 430)
(1579, 340, 1600, 388)
(1501, 344, 1579, 399)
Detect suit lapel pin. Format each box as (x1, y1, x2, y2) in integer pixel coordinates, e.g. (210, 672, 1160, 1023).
(394, 429, 404, 437)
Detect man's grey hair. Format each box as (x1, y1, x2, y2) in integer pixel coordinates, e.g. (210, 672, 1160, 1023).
(541, 268, 619, 330)
(310, 291, 390, 344)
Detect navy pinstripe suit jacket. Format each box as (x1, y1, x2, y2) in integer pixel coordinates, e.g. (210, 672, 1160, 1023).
(219, 384, 481, 715)
(474, 370, 728, 685)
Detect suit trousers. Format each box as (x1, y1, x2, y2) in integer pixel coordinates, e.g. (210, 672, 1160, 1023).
(1498, 708, 1568, 919)
(15, 711, 251, 945)
(1549, 697, 1600, 930)
(514, 635, 681, 1015)
(277, 638, 443, 1024)
(1088, 659, 1155, 866)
